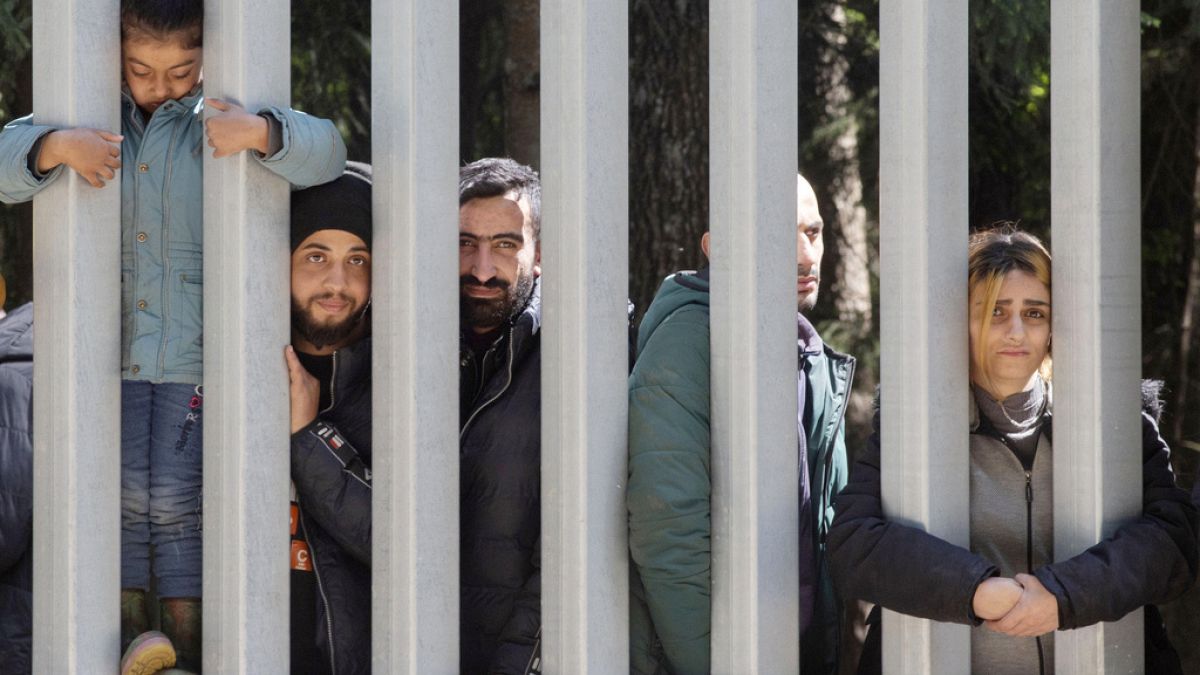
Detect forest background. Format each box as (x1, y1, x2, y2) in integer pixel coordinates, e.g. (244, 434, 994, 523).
(2, 0, 1199, 668)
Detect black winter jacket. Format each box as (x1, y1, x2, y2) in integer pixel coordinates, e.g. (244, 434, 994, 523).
(829, 383, 1198, 674)
(0, 303, 32, 674)
(459, 282, 542, 674)
(291, 336, 373, 675)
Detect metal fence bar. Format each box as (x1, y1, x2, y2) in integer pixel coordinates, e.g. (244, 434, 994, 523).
(540, 0, 630, 671)
(201, 0, 292, 670)
(370, 0, 460, 671)
(1050, 2, 1143, 672)
(708, 0, 799, 670)
(878, 1, 970, 673)
(30, 1, 122, 671)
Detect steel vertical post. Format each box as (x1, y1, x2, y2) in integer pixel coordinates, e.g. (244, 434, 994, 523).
(708, 0, 800, 671)
(879, 1, 970, 673)
(370, 0, 460, 671)
(1050, 2, 1143, 672)
(540, 0, 630, 671)
(31, 1, 122, 672)
(201, 0, 292, 671)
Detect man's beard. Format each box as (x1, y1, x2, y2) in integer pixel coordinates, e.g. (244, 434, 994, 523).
(798, 263, 820, 313)
(460, 271, 535, 332)
(292, 293, 365, 349)
(799, 287, 819, 313)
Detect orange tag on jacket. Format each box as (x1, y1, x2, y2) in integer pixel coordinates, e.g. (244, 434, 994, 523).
(290, 503, 299, 536)
(291, 540, 312, 572)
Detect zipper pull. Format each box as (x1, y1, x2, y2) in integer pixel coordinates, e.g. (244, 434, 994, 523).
(1025, 471, 1033, 503)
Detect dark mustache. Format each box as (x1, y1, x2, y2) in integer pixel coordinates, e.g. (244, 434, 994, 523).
(461, 275, 509, 291)
(311, 292, 354, 303)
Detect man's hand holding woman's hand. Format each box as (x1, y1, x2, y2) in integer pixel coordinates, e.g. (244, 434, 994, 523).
(974, 573, 1059, 637)
(973, 577, 1023, 621)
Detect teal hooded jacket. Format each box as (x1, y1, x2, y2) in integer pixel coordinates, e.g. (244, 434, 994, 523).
(0, 86, 346, 384)
(628, 270, 855, 674)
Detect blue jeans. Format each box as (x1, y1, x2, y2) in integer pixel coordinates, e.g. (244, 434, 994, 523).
(120, 381, 204, 598)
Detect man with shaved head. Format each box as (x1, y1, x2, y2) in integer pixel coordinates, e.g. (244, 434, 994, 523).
(628, 175, 856, 674)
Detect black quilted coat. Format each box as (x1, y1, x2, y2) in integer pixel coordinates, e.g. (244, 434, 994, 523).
(458, 283, 542, 674)
(291, 336, 373, 675)
(0, 303, 32, 674)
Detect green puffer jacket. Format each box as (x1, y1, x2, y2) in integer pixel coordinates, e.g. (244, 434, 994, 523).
(627, 270, 854, 674)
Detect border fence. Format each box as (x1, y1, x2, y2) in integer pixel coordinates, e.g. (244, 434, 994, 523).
(30, 0, 1140, 672)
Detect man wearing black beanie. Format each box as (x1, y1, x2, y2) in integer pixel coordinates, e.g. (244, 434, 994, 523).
(283, 162, 374, 675)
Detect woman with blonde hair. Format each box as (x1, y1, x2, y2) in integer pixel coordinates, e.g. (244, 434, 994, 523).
(829, 228, 1198, 674)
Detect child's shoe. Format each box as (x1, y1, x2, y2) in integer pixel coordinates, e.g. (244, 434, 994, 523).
(119, 630, 176, 675)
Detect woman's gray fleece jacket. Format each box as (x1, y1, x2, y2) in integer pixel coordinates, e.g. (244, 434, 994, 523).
(828, 384, 1198, 674)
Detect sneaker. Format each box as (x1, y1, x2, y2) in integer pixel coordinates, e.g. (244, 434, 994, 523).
(119, 630, 177, 675)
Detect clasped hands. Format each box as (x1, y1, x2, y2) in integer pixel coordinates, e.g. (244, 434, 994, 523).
(971, 574, 1059, 637)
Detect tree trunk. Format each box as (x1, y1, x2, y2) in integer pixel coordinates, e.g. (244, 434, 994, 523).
(1173, 82, 1200, 445)
(821, 6, 873, 336)
(628, 0, 709, 321)
(502, 0, 540, 169)
(814, 10, 876, 672)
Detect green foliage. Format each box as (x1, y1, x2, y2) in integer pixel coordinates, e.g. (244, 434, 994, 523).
(968, 0, 1051, 237)
(291, 0, 371, 162)
(0, 0, 31, 309)
(1140, 0, 1200, 452)
(0, 0, 29, 116)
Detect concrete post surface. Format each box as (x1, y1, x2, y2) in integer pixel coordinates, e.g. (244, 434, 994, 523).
(879, 1, 971, 673)
(201, 1, 292, 671)
(708, 0, 800, 671)
(31, 1, 122, 672)
(540, 0, 631, 671)
(1050, 2, 1143, 672)
(371, 0, 461, 671)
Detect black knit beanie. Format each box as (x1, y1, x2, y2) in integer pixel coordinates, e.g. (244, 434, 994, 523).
(290, 161, 372, 252)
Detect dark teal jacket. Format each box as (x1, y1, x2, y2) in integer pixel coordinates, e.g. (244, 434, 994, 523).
(627, 271, 854, 674)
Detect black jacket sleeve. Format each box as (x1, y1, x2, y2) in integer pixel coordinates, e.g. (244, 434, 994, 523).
(0, 425, 32, 575)
(827, 410, 999, 626)
(489, 535, 541, 674)
(290, 419, 372, 565)
(1033, 412, 1199, 629)
(0, 366, 33, 576)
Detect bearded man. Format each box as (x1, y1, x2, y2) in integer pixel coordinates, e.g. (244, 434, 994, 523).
(283, 162, 374, 675)
(627, 174, 856, 675)
(457, 157, 544, 673)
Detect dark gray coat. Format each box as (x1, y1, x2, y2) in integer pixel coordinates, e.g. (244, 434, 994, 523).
(0, 303, 32, 673)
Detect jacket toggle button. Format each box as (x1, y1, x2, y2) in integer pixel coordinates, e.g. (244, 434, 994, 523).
(138, 163, 149, 173)
(136, 232, 148, 243)
(136, 299, 147, 310)
(130, 365, 140, 375)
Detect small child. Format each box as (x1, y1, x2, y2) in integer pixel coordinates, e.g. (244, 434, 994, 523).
(0, 1, 347, 672)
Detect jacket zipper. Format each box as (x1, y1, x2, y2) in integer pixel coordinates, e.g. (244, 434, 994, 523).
(460, 326, 516, 441)
(981, 425, 1047, 675)
(321, 351, 340, 414)
(1025, 470, 1046, 675)
(299, 507, 338, 674)
(817, 355, 855, 546)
